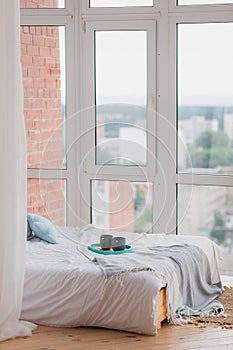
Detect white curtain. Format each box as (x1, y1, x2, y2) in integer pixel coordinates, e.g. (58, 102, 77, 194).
(0, 0, 36, 342)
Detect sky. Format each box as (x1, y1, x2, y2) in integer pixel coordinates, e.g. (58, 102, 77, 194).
(178, 23, 233, 106)
(95, 23, 233, 107)
(95, 31, 147, 106)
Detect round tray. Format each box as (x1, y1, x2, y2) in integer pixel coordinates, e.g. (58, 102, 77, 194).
(88, 243, 133, 255)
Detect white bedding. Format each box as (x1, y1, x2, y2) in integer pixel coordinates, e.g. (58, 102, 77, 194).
(21, 225, 222, 335)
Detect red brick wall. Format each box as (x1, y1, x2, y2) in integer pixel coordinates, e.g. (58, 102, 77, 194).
(21, 25, 63, 169)
(20, 3, 65, 225)
(27, 179, 66, 226)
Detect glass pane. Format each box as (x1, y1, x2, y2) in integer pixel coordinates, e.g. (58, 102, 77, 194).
(178, 0, 233, 4)
(95, 31, 147, 166)
(177, 23, 233, 175)
(92, 181, 153, 232)
(27, 179, 66, 226)
(90, 0, 153, 7)
(20, 0, 65, 8)
(178, 185, 233, 277)
(21, 26, 66, 169)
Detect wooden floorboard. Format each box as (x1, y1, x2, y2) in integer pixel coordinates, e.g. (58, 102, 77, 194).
(1, 323, 233, 350)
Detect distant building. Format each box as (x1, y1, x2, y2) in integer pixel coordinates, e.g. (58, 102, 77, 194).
(178, 116, 219, 145)
(178, 184, 226, 236)
(178, 116, 219, 170)
(92, 180, 135, 232)
(97, 126, 146, 165)
(92, 180, 153, 233)
(224, 113, 233, 145)
(178, 168, 227, 236)
(119, 127, 146, 165)
(92, 181, 111, 229)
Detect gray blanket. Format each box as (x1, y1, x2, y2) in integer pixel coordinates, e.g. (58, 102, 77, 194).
(93, 244, 223, 323)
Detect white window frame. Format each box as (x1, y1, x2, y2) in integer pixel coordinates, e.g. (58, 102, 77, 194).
(78, 18, 159, 228)
(81, 0, 158, 14)
(170, 0, 233, 11)
(80, 19, 156, 177)
(21, 0, 233, 232)
(169, 3, 233, 234)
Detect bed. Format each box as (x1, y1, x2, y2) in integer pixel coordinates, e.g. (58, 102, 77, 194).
(21, 224, 223, 335)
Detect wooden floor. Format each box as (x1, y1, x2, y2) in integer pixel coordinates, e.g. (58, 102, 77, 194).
(1, 322, 233, 350)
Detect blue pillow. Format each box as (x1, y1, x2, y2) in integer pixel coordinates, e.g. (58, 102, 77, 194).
(27, 213, 58, 244)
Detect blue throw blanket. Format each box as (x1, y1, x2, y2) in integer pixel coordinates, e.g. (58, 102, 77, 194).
(93, 244, 223, 323)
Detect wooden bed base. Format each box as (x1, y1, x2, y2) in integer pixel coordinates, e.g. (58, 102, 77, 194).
(156, 287, 167, 330)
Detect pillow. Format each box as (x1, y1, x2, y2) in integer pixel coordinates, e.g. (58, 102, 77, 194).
(27, 213, 58, 244)
(27, 219, 35, 240)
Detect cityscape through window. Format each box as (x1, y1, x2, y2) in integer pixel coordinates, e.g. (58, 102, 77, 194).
(177, 23, 233, 276)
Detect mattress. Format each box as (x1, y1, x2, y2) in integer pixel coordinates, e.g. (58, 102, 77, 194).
(21, 225, 223, 335)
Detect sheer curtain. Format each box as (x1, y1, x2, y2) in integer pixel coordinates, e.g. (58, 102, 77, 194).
(0, 0, 36, 342)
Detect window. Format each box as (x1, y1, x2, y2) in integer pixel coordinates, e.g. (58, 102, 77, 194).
(177, 23, 233, 175)
(90, 0, 153, 7)
(95, 30, 147, 166)
(175, 7, 233, 277)
(80, 19, 156, 230)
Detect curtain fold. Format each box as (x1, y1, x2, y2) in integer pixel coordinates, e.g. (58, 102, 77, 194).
(0, 0, 36, 341)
